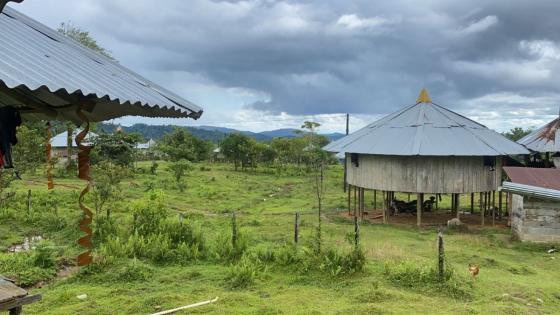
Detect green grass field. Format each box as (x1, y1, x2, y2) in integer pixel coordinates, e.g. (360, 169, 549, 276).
(0, 162, 558, 314)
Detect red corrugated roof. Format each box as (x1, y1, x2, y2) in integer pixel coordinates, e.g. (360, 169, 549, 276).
(503, 167, 560, 191)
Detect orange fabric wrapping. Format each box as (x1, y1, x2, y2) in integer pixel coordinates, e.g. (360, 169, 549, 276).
(75, 110, 93, 266)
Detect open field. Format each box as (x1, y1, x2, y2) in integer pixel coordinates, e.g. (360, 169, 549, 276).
(0, 162, 558, 314)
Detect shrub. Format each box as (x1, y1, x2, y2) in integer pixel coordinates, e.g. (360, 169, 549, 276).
(275, 244, 300, 266)
(0, 248, 57, 287)
(114, 258, 153, 282)
(132, 191, 168, 236)
(384, 260, 472, 300)
(224, 256, 265, 289)
(211, 232, 247, 263)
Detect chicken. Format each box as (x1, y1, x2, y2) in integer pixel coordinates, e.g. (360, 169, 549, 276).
(468, 264, 480, 278)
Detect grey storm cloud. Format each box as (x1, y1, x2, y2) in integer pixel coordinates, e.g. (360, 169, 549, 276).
(16, 0, 560, 123)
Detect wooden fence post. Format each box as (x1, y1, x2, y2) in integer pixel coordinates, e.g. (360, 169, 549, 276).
(27, 189, 32, 215)
(294, 212, 300, 244)
(438, 229, 445, 282)
(354, 216, 360, 247)
(231, 211, 237, 248)
(417, 193, 422, 227)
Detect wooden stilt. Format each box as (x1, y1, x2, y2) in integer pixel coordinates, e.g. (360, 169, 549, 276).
(456, 193, 461, 219)
(347, 184, 352, 215)
(360, 188, 365, 220)
(353, 185, 357, 217)
(498, 191, 503, 221)
(481, 192, 486, 226)
(479, 192, 483, 214)
(382, 191, 387, 224)
(470, 193, 474, 214)
(417, 193, 423, 227)
(373, 190, 377, 210)
(492, 191, 496, 226)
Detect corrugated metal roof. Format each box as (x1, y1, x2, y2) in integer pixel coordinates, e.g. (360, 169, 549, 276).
(503, 166, 560, 191)
(324, 99, 530, 156)
(501, 181, 560, 202)
(0, 7, 203, 122)
(51, 129, 97, 147)
(517, 117, 560, 153)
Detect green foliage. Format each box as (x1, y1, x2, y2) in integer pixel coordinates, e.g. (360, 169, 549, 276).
(211, 230, 248, 263)
(224, 256, 265, 289)
(0, 242, 58, 286)
(149, 161, 159, 175)
(57, 21, 114, 59)
(502, 127, 533, 141)
(159, 128, 212, 162)
(384, 260, 472, 300)
(220, 133, 258, 171)
(91, 161, 128, 219)
(13, 125, 45, 175)
(167, 159, 193, 192)
(114, 258, 153, 282)
(92, 132, 140, 167)
(132, 190, 168, 236)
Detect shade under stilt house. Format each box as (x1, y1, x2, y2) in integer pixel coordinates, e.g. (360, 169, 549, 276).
(324, 89, 530, 226)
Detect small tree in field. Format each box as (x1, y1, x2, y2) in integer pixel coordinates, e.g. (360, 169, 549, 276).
(168, 159, 193, 192)
(301, 121, 328, 253)
(159, 128, 212, 162)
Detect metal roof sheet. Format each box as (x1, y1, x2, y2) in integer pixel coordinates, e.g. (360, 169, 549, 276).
(501, 181, 560, 202)
(324, 101, 530, 156)
(0, 7, 203, 122)
(517, 118, 560, 153)
(503, 166, 560, 191)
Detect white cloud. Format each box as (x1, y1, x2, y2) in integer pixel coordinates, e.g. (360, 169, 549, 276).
(335, 14, 400, 31)
(519, 40, 560, 60)
(455, 15, 498, 35)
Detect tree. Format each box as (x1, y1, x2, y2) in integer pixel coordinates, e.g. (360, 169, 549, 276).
(300, 121, 329, 253)
(91, 161, 127, 219)
(57, 21, 114, 60)
(159, 128, 212, 162)
(12, 125, 45, 175)
(167, 159, 193, 192)
(91, 132, 141, 167)
(221, 133, 256, 171)
(503, 127, 533, 141)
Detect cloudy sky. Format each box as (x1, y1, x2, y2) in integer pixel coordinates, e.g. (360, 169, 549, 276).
(13, 0, 560, 133)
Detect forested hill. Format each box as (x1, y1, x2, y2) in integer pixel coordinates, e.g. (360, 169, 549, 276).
(97, 123, 345, 143)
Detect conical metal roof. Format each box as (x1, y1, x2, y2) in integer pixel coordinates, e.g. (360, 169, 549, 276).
(517, 117, 560, 153)
(324, 90, 530, 156)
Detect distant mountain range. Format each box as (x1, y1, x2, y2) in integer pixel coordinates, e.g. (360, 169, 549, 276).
(97, 123, 345, 143)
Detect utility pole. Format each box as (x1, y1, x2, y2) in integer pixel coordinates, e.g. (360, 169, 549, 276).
(343, 113, 349, 192)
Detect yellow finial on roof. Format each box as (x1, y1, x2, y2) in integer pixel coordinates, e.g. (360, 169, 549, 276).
(416, 88, 432, 103)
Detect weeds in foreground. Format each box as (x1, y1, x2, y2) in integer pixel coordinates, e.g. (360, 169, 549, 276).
(384, 259, 472, 300)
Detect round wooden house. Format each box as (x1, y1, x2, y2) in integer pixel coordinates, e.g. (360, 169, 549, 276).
(517, 114, 560, 168)
(324, 89, 530, 225)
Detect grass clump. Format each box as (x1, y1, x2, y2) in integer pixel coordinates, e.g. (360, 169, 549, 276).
(384, 259, 472, 300)
(0, 241, 58, 286)
(224, 256, 265, 289)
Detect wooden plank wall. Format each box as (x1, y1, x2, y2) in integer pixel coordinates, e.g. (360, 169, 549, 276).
(346, 154, 502, 194)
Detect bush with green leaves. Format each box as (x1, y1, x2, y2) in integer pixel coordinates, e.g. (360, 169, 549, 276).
(383, 259, 472, 300)
(224, 256, 265, 289)
(132, 190, 168, 236)
(0, 241, 58, 286)
(167, 159, 193, 192)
